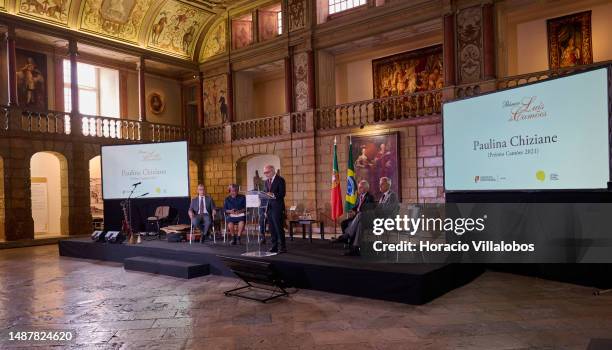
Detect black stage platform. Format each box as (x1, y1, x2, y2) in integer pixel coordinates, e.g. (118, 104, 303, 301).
(59, 238, 483, 305)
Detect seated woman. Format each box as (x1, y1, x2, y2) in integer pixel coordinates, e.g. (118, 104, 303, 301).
(224, 184, 246, 245)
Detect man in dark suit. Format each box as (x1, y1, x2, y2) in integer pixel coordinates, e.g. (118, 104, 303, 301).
(263, 164, 286, 253)
(333, 180, 375, 244)
(344, 176, 400, 256)
(188, 184, 216, 243)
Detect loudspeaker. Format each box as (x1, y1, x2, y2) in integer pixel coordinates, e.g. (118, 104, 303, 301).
(91, 230, 105, 242)
(105, 231, 125, 244)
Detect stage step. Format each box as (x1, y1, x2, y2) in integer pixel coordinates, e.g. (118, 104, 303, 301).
(124, 256, 209, 279)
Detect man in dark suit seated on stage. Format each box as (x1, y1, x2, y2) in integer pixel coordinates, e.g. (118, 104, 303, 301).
(333, 180, 375, 244)
(340, 177, 400, 256)
(263, 164, 287, 253)
(188, 184, 216, 243)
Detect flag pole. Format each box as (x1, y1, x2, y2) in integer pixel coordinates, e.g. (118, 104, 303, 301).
(334, 137, 337, 238)
(347, 135, 351, 220)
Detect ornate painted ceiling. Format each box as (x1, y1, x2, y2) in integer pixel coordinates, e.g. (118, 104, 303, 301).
(0, 0, 242, 61)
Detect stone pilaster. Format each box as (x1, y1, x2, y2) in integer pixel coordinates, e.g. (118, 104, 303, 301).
(3, 140, 34, 240)
(68, 145, 92, 235)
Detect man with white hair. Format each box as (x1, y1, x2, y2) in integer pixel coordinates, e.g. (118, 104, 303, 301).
(337, 177, 400, 256)
(263, 164, 287, 253)
(334, 179, 375, 244)
(376, 177, 399, 217)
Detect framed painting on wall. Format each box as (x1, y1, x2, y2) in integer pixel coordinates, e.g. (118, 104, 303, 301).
(148, 92, 165, 115)
(547, 11, 593, 69)
(349, 132, 401, 201)
(16, 49, 47, 110)
(372, 45, 443, 99)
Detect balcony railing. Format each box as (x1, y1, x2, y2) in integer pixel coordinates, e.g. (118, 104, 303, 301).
(82, 114, 140, 140)
(291, 111, 308, 133)
(232, 113, 286, 141)
(497, 61, 611, 90)
(316, 90, 442, 130)
(203, 125, 225, 144)
(2, 63, 608, 144)
(21, 109, 71, 135)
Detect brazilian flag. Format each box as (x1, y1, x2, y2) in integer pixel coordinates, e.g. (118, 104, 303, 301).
(345, 137, 357, 212)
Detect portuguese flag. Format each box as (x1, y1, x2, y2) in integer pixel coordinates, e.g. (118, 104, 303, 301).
(345, 136, 357, 212)
(331, 137, 344, 220)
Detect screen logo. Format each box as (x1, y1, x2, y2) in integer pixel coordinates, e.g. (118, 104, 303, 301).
(504, 96, 548, 122)
(138, 150, 162, 161)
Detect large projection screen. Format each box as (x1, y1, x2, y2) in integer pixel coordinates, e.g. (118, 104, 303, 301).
(102, 141, 189, 199)
(443, 68, 610, 191)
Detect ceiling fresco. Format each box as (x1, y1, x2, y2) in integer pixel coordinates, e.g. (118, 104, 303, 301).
(80, 0, 153, 43)
(199, 17, 226, 62)
(147, 0, 211, 58)
(4, 0, 243, 61)
(17, 0, 72, 26)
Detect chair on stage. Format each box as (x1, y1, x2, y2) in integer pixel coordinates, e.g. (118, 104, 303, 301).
(147, 206, 171, 232)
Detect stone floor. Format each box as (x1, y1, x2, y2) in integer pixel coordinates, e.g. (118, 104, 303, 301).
(0, 245, 611, 350)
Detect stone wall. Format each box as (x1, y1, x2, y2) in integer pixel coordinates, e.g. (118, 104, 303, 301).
(416, 122, 445, 203)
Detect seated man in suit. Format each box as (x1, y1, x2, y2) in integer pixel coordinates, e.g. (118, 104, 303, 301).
(376, 176, 400, 218)
(188, 184, 216, 243)
(344, 176, 400, 256)
(333, 180, 375, 244)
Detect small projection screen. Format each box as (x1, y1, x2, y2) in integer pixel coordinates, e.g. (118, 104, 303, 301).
(101, 141, 189, 199)
(443, 68, 610, 191)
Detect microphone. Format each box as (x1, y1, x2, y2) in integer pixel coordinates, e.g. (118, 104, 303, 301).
(132, 182, 142, 186)
(139, 192, 149, 197)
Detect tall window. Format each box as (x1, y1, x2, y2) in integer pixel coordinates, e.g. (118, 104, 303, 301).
(329, 0, 366, 15)
(277, 11, 283, 35)
(63, 60, 120, 118)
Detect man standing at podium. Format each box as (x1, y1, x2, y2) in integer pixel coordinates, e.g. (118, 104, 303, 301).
(263, 164, 286, 253)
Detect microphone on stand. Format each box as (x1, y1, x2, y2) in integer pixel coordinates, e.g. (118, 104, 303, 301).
(132, 182, 142, 186)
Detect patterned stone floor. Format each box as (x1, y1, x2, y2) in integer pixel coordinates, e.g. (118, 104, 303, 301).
(0, 245, 611, 350)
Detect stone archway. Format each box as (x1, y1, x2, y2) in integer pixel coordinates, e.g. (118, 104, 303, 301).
(235, 153, 281, 192)
(30, 152, 70, 238)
